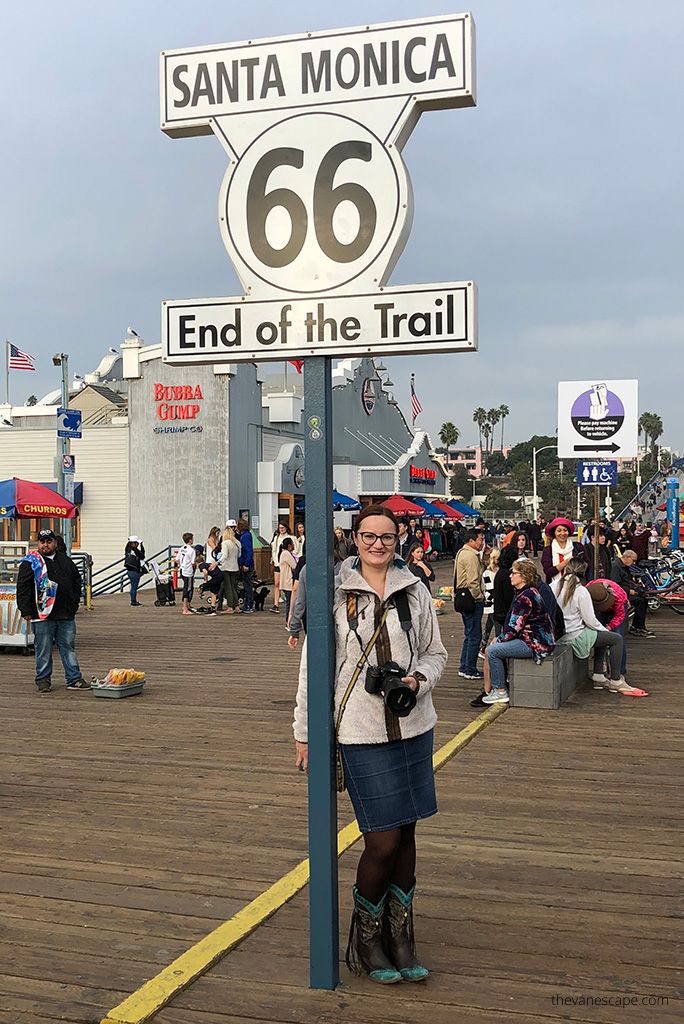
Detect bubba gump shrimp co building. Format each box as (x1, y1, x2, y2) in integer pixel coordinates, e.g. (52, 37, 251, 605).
(122, 337, 450, 558)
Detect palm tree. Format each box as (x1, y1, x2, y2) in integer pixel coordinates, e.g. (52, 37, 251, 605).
(638, 413, 649, 452)
(648, 413, 663, 456)
(498, 404, 510, 450)
(473, 407, 487, 460)
(481, 422, 492, 461)
(639, 412, 664, 456)
(487, 408, 500, 453)
(439, 421, 460, 464)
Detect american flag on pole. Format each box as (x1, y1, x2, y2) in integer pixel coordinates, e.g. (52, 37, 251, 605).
(410, 374, 422, 424)
(9, 344, 35, 370)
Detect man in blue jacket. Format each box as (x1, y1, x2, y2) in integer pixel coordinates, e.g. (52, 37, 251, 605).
(236, 518, 254, 613)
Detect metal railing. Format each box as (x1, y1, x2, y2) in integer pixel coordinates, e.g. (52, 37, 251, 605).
(81, 405, 128, 426)
(71, 552, 94, 610)
(91, 546, 175, 597)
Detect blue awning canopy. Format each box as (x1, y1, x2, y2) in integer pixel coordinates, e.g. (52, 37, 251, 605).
(410, 497, 448, 518)
(448, 499, 478, 516)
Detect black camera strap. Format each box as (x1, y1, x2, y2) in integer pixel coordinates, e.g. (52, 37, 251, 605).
(394, 588, 412, 633)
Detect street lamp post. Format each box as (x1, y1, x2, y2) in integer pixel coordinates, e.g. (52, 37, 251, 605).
(532, 445, 558, 521)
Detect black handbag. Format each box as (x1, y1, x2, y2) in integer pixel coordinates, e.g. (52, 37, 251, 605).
(452, 587, 475, 614)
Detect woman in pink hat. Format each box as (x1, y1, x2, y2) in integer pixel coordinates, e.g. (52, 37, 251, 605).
(540, 518, 590, 583)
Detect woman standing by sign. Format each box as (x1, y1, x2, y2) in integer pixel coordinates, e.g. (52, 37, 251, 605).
(293, 506, 447, 984)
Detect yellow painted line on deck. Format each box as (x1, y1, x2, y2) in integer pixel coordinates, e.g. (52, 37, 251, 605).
(101, 704, 506, 1024)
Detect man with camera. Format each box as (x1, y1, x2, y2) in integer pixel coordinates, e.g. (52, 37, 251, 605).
(611, 550, 655, 638)
(454, 528, 486, 680)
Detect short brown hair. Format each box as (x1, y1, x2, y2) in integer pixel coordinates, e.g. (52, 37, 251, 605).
(182, 532, 193, 544)
(512, 559, 537, 587)
(353, 504, 397, 534)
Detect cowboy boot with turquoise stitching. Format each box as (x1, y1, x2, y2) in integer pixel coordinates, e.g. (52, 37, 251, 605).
(383, 882, 429, 981)
(345, 887, 402, 984)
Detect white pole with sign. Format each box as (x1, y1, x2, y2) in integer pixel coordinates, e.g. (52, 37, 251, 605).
(159, 13, 478, 990)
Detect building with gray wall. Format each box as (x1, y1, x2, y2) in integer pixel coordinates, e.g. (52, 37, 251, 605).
(122, 343, 449, 553)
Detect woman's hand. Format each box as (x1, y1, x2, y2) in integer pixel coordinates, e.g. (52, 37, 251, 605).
(295, 741, 308, 773)
(288, 635, 299, 650)
(401, 675, 420, 692)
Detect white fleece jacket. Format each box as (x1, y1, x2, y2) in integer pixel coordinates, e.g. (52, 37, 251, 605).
(293, 558, 447, 745)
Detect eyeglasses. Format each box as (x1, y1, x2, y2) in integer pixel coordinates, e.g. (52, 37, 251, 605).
(358, 532, 398, 548)
(510, 570, 521, 576)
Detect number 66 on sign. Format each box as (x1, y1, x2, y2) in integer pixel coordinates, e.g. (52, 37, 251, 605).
(161, 13, 477, 361)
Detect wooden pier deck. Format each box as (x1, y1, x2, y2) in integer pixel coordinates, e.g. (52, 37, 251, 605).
(0, 563, 681, 1024)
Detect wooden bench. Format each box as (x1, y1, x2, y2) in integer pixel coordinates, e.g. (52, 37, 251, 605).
(508, 645, 589, 709)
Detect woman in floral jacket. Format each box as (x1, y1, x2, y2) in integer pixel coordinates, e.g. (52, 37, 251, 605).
(483, 558, 555, 704)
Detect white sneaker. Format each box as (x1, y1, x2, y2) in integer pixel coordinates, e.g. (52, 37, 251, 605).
(591, 673, 608, 688)
(482, 689, 509, 704)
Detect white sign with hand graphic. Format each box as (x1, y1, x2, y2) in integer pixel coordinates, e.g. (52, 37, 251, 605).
(558, 379, 638, 459)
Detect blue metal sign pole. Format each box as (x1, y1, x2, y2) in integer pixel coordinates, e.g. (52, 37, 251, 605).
(666, 478, 680, 548)
(303, 355, 339, 990)
(57, 355, 71, 556)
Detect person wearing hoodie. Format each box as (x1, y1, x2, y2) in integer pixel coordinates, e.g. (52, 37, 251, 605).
(236, 518, 255, 613)
(293, 505, 447, 985)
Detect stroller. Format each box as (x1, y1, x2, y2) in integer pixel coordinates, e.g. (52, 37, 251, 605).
(149, 561, 176, 607)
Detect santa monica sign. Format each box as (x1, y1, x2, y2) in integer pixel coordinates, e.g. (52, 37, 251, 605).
(161, 13, 478, 364)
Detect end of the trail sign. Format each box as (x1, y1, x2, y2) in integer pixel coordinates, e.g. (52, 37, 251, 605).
(557, 380, 638, 459)
(159, 13, 478, 366)
(163, 281, 477, 364)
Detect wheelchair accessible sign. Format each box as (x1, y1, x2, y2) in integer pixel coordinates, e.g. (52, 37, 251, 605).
(576, 460, 617, 487)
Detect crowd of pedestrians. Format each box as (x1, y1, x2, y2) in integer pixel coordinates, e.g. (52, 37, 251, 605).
(452, 514, 661, 706)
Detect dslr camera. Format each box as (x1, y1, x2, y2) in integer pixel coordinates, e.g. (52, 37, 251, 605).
(365, 661, 417, 718)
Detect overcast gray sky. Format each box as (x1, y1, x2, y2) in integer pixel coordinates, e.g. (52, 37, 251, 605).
(2, 1, 682, 450)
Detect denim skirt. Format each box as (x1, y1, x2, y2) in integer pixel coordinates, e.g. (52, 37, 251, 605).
(340, 729, 437, 833)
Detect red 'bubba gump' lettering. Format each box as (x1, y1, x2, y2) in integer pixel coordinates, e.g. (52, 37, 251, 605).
(153, 384, 203, 401)
(154, 383, 204, 421)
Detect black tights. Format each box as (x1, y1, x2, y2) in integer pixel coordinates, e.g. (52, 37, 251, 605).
(355, 822, 416, 905)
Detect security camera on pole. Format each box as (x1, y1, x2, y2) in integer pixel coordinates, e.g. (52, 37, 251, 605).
(160, 13, 478, 989)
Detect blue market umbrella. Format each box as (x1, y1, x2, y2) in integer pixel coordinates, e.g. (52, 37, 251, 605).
(411, 497, 448, 518)
(448, 499, 478, 517)
(333, 489, 361, 511)
(295, 490, 361, 513)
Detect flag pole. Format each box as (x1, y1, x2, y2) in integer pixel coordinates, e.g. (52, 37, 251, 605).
(5, 340, 9, 406)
